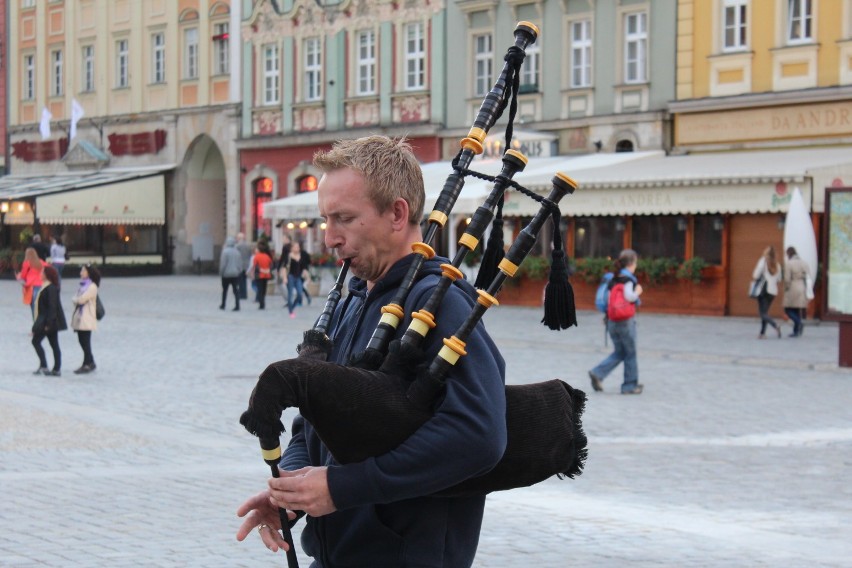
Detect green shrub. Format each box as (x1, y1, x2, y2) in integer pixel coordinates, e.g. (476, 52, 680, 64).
(676, 257, 708, 283)
(573, 256, 614, 283)
(636, 257, 679, 284)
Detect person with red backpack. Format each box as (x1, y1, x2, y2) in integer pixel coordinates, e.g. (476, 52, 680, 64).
(588, 249, 644, 395)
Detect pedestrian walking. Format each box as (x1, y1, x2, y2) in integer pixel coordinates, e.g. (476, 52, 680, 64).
(588, 248, 645, 395)
(30, 234, 50, 261)
(219, 236, 242, 311)
(235, 232, 253, 301)
(70, 264, 100, 374)
(31, 265, 67, 376)
(751, 246, 783, 339)
(49, 236, 67, 282)
(235, 135, 507, 567)
(281, 240, 310, 318)
(783, 246, 810, 337)
(249, 242, 274, 310)
(15, 247, 44, 317)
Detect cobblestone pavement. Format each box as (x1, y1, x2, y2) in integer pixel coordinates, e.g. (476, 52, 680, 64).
(1, 275, 850, 567)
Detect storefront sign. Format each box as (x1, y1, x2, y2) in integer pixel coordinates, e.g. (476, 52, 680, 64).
(11, 138, 69, 162)
(108, 129, 167, 156)
(676, 101, 852, 146)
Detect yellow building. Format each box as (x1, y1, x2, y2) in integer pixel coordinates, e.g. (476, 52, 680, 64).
(1, 0, 241, 273)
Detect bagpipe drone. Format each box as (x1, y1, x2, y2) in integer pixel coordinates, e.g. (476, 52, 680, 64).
(240, 23, 587, 566)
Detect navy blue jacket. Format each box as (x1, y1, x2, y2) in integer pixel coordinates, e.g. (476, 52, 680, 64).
(281, 254, 506, 567)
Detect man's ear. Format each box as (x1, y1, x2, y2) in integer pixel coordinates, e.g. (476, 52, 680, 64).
(388, 198, 410, 231)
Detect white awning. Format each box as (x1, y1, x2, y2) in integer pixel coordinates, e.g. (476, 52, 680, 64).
(37, 175, 166, 224)
(0, 166, 173, 225)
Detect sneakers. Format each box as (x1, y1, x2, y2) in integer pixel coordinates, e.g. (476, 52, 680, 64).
(588, 371, 604, 392)
(289, 312, 296, 319)
(33, 367, 49, 376)
(622, 384, 644, 395)
(49, 369, 62, 376)
(74, 364, 96, 375)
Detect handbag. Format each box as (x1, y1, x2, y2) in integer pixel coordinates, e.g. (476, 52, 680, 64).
(95, 296, 105, 320)
(748, 275, 765, 298)
(805, 275, 815, 301)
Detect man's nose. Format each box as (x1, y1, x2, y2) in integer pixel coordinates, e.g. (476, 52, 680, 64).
(324, 225, 343, 249)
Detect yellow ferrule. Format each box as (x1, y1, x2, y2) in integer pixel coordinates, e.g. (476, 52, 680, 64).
(458, 233, 479, 251)
(428, 210, 448, 227)
(460, 137, 484, 155)
(440, 263, 464, 281)
(467, 127, 487, 143)
(504, 149, 528, 165)
(412, 309, 436, 329)
(443, 336, 467, 357)
(411, 242, 435, 259)
(555, 172, 580, 191)
(498, 258, 519, 277)
(518, 21, 541, 37)
(408, 318, 431, 338)
(261, 446, 281, 461)
(476, 290, 500, 308)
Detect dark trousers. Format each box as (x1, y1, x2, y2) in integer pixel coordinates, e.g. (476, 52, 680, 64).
(32, 331, 61, 371)
(757, 293, 778, 335)
(77, 330, 94, 366)
(256, 279, 269, 309)
(238, 271, 248, 300)
(221, 276, 240, 309)
(785, 307, 804, 336)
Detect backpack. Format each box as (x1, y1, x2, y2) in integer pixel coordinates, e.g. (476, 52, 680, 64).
(594, 272, 614, 313)
(606, 279, 636, 322)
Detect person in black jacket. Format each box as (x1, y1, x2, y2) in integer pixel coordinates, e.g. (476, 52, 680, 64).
(31, 265, 68, 376)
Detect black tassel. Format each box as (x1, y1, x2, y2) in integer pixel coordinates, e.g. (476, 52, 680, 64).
(541, 210, 577, 330)
(474, 200, 505, 289)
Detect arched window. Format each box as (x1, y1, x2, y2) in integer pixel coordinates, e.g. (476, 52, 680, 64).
(297, 175, 318, 193)
(253, 177, 273, 240)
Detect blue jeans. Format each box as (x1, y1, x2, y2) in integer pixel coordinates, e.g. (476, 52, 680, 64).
(286, 274, 304, 314)
(591, 318, 639, 392)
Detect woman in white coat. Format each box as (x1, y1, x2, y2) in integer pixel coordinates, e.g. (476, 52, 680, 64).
(752, 246, 783, 339)
(71, 264, 100, 374)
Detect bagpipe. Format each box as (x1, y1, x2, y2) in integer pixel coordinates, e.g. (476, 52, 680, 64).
(240, 22, 587, 566)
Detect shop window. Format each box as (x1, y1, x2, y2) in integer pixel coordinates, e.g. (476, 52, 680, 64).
(631, 215, 685, 259)
(297, 175, 318, 193)
(58, 225, 163, 256)
(574, 216, 626, 259)
(253, 177, 274, 240)
(693, 214, 724, 265)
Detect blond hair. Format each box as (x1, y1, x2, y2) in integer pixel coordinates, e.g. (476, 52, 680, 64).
(313, 136, 425, 224)
(24, 247, 42, 271)
(763, 246, 779, 275)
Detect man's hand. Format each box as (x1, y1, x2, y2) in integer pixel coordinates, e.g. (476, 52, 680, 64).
(235, 490, 294, 553)
(269, 466, 336, 517)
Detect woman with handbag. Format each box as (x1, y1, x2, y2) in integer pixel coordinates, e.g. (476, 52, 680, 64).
(783, 246, 810, 337)
(31, 265, 68, 376)
(751, 246, 782, 339)
(71, 264, 101, 374)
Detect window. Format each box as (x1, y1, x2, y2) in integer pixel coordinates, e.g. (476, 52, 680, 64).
(22, 0, 35, 8)
(51, 49, 63, 96)
(356, 30, 376, 95)
(297, 175, 318, 193)
(788, 0, 812, 43)
(723, 0, 748, 50)
(213, 22, 229, 75)
(263, 44, 280, 105)
(520, 41, 540, 92)
(253, 177, 274, 241)
(304, 37, 322, 101)
(693, 215, 724, 265)
(404, 22, 425, 90)
(82, 45, 95, 91)
(152, 32, 166, 83)
(23, 54, 35, 100)
(624, 12, 647, 83)
(570, 19, 592, 88)
(474, 33, 493, 96)
(184, 28, 199, 79)
(631, 215, 686, 260)
(574, 217, 626, 259)
(116, 39, 129, 88)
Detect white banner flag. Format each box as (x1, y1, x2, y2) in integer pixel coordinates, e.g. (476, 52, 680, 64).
(70, 99, 85, 140)
(39, 107, 52, 139)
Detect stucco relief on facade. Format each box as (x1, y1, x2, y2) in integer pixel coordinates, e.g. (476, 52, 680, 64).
(393, 95, 430, 123)
(294, 106, 326, 132)
(345, 101, 380, 128)
(254, 110, 282, 135)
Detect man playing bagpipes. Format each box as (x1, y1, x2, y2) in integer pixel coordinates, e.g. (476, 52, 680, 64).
(236, 135, 508, 567)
